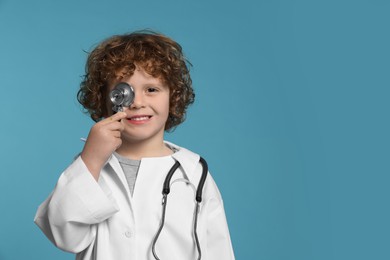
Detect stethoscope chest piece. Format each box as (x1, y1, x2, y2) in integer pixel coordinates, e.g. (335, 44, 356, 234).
(109, 82, 135, 112)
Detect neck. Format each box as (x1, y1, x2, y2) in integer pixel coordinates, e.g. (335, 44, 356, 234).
(116, 138, 172, 160)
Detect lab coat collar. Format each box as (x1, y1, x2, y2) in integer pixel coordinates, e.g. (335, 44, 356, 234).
(166, 141, 201, 184)
(106, 141, 202, 187)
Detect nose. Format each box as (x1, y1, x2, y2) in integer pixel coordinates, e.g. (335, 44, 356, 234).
(130, 90, 145, 109)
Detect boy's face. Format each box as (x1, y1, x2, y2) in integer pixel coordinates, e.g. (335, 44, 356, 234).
(107, 67, 170, 145)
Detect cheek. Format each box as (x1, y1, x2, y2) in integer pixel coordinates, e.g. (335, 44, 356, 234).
(161, 93, 170, 116)
(165, 98, 170, 113)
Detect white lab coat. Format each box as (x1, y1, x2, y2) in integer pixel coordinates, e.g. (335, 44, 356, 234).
(34, 142, 235, 260)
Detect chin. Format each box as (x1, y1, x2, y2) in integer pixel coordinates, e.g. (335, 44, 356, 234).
(122, 130, 164, 144)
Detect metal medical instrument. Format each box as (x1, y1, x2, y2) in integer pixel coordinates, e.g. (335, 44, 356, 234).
(109, 82, 135, 112)
(152, 157, 208, 260)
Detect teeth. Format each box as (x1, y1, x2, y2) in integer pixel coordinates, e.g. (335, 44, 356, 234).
(130, 116, 149, 121)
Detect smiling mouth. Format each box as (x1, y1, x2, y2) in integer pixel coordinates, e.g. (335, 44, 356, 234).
(128, 115, 152, 121)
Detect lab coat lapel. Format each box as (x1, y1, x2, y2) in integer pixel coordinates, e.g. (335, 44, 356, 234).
(132, 156, 176, 206)
(170, 145, 201, 185)
(106, 155, 133, 201)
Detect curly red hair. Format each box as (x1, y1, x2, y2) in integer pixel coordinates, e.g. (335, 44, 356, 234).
(77, 30, 194, 131)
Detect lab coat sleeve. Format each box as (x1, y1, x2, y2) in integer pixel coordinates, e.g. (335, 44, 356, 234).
(206, 197, 236, 259)
(34, 156, 120, 253)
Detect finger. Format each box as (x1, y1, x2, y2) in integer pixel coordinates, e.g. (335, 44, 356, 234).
(106, 121, 125, 131)
(102, 112, 127, 125)
(113, 131, 121, 138)
(110, 111, 127, 122)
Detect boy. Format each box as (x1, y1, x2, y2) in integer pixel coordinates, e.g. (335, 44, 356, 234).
(34, 31, 235, 260)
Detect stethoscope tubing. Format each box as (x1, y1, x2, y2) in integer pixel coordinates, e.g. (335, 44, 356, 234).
(152, 157, 208, 260)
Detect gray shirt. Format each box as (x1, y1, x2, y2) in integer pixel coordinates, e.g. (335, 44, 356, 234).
(114, 152, 140, 196)
(113, 144, 178, 196)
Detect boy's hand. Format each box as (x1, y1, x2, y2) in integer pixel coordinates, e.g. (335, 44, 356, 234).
(81, 112, 127, 180)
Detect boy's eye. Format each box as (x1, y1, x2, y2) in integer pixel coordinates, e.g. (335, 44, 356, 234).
(147, 87, 158, 93)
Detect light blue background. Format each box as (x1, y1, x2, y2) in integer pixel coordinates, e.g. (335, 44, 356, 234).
(0, 0, 389, 259)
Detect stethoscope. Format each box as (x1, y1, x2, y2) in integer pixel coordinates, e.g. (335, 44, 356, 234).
(109, 82, 135, 112)
(110, 83, 209, 260)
